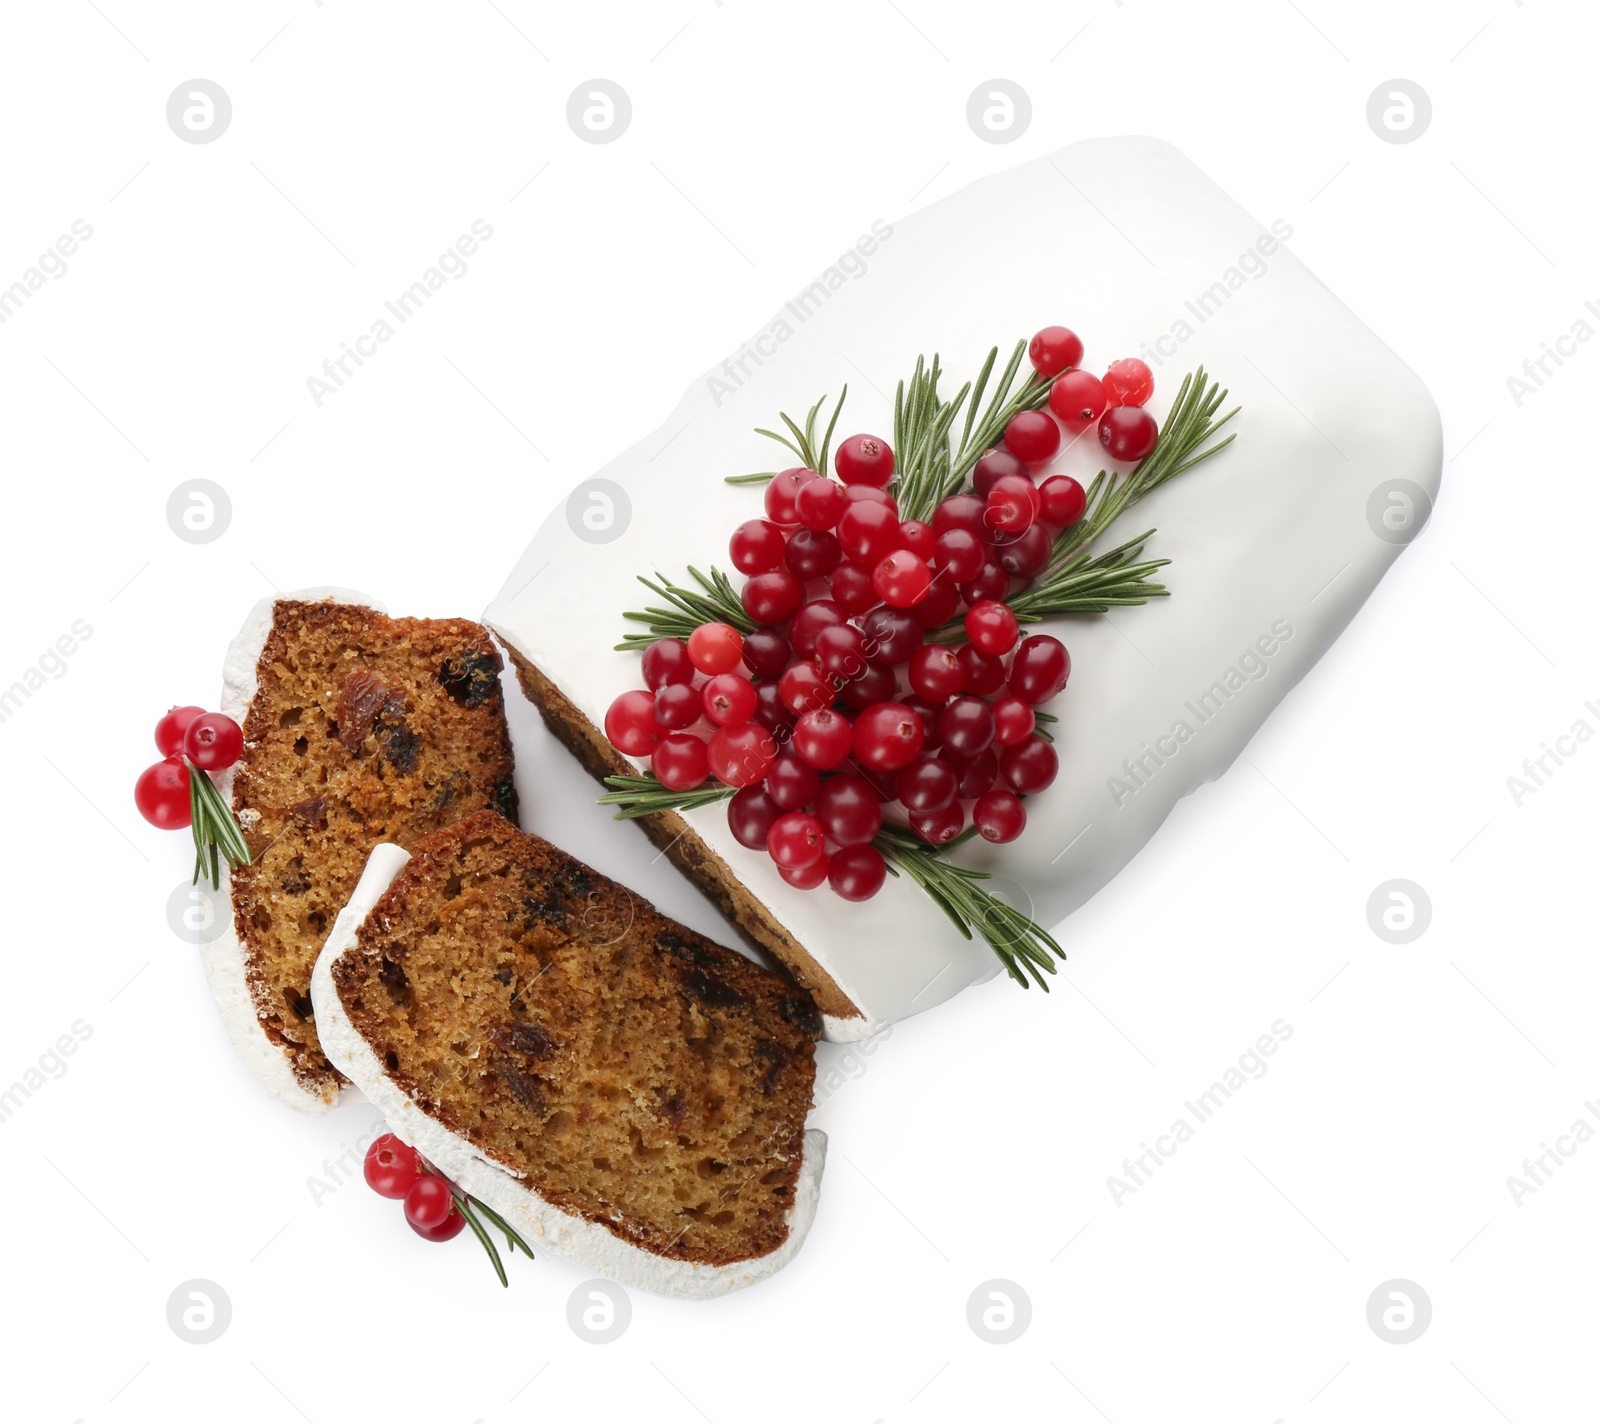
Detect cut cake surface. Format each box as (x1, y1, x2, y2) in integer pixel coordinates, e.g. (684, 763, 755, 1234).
(310, 811, 825, 1297)
(206, 591, 518, 1112)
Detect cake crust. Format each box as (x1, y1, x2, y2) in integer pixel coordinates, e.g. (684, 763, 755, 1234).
(505, 647, 866, 1029)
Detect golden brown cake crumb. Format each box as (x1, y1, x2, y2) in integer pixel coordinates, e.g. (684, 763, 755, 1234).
(229, 599, 517, 1102)
(331, 811, 820, 1265)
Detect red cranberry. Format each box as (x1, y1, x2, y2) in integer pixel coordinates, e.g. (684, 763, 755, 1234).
(956, 645, 1006, 697)
(859, 607, 924, 666)
(1001, 735, 1059, 795)
(901, 696, 945, 750)
(815, 775, 883, 846)
(1099, 405, 1159, 462)
(992, 695, 1036, 746)
(995, 524, 1053, 580)
(741, 629, 791, 679)
(764, 468, 816, 525)
(873, 550, 932, 608)
(838, 500, 903, 566)
(779, 660, 833, 715)
(742, 570, 805, 626)
(909, 644, 964, 702)
(792, 708, 854, 770)
(702, 673, 755, 727)
(707, 723, 776, 787)
(653, 681, 701, 730)
(838, 661, 896, 710)
(896, 755, 958, 814)
(785, 528, 842, 580)
(605, 690, 660, 757)
(1009, 634, 1071, 704)
(766, 750, 823, 808)
(364, 1135, 421, 1198)
(1029, 325, 1084, 378)
(960, 563, 1011, 606)
(1103, 357, 1154, 406)
(1048, 369, 1107, 433)
(830, 561, 881, 616)
(853, 702, 925, 772)
(641, 637, 695, 689)
(752, 680, 795, 738)
(728, 785, 782, 849)
(964, 599, 1020, 656)
(910, 801, 965, 845)
(974, 788, 1026, 843)
(943, 747, 999, 799)
(835, 433, 896, 488)
(814, 624, 871, 682)
(933, 494, 986, 539)
(985, 474, 1040, 535)
(828, 844, 886, 902)
(843, 485, 898, 514)
(972, 448, 1029, 499)
(791, 600, 846, 658)
(910, 576, 961, 630)
(653, 732, 711, 790)
(937, 696, 996, 758)
(1038, 475, 1087, 528)
(1003, 409, 1061, 465)
(779, 854, 830, 890)
(730, 519, 787, 575)
(768, 812, 826, 869)
(934, 529, 986, 583)
(796, 478, 847, 531)
(899, 520, 936, 560)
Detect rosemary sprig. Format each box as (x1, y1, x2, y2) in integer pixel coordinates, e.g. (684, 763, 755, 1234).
(727, 387, 847, 483)
(875, 825, 1063, 990)
(415, 1162, 536, 1288)
(599, 772, 737, 821)
(190, 762, 250, 890)
(616, 568, 755, 652)
(1024, 367, 1236, 599)
(892, 340, 1052, 522)
(592, 776, 1063, 988)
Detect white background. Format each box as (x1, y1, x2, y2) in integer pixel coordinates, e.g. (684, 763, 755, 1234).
(1, 1, 1594, 1420)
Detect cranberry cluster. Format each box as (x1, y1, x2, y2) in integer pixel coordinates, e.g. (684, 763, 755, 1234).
(604, 329, 1157, 903)
(134, 704, 244, 828)
(364, 1133, 468, 1241)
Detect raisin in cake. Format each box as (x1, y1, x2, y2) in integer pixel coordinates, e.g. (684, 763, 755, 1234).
(205, 589, 518, 1113)
(309, 811, 825, 1299)
(484, 135, 1443, 1041)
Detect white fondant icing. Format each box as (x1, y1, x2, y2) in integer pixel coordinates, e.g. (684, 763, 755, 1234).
(310, 843, 827, 1300)
(484, 136, 1442, 1040)
(202, 586, 386, 1116)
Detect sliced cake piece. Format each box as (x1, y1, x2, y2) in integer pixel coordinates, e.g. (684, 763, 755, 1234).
(309, 810, 825, 1299)
(206, 589, 518, 1114)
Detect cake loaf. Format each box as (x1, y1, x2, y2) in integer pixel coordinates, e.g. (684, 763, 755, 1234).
(309, 810, 825, 1299)
(206, 589, 518, 1113)
(484, 136, 1443, 1040)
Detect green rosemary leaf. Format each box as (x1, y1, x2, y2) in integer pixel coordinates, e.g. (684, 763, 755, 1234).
(874, 826, 1064, 989)
(469, 1195, 536, 1259)
(616, 567, 756, 650)
(816, 384, 847, 477)
(724, 472, 777, 485)
(452, 1191, 509, 1288)
(599, 773, 736, 821)
(188, 760, 250, 890)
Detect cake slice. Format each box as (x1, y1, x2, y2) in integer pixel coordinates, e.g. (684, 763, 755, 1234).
(309, 810, 825, 1299)
(206, 589, 518, 1114)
